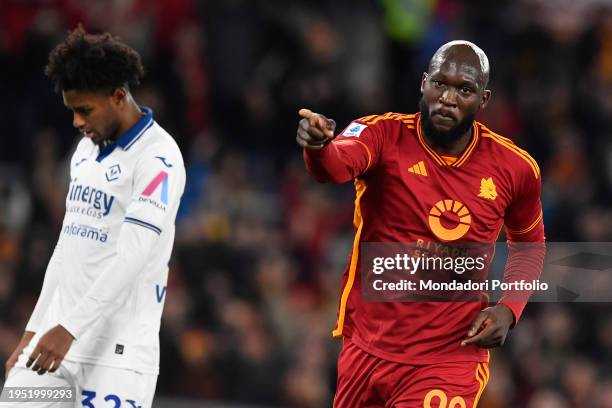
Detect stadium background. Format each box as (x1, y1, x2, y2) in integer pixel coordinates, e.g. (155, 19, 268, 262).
(1, 0, 611, 407)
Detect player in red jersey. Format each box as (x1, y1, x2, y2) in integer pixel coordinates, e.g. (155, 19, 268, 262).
(296, 41, 545, 407)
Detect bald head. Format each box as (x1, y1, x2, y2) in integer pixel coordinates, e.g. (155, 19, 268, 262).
(429, 41, 490, 89)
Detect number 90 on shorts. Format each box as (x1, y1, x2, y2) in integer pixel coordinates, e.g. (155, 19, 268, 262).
(424, 389, 466, 408)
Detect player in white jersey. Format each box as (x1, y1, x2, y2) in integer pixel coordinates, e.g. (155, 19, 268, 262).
(1, 27, 185, 407)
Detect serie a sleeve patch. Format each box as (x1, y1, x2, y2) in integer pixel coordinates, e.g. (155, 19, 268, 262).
(341, 122, 368, 138)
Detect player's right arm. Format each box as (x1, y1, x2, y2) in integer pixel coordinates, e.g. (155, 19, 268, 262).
(297, 108, 383, 184)
(5, 240, 63, 376)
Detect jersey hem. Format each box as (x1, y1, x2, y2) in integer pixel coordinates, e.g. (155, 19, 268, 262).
(346, 331, 490, 365)
(63, 355, 159, 375)
(15, 350, 159, 376)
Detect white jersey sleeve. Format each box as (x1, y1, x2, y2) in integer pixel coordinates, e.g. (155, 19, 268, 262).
(25, 240, 63, 333)
(25, 138, 88, 333)
(58, 146, 185, 339)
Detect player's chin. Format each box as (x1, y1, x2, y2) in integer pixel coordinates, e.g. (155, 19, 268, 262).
(90, 134, 105, 145)
(429, 123, 456, 135)
(430, 115, 457, 132)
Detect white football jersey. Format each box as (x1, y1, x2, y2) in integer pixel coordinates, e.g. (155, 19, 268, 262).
(22, 107, 185, 374)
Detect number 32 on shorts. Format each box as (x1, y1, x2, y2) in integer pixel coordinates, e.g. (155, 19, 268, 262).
(424, 389, 466, 408)
(81, 390, 141, 408)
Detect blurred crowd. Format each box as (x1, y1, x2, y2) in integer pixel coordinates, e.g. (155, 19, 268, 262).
(1, 0, 612, 407)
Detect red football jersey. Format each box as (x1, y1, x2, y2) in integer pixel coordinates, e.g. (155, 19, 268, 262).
(304, 112, 545, 364)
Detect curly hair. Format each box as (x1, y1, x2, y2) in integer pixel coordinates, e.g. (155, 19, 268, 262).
(45, 25, 145, 93)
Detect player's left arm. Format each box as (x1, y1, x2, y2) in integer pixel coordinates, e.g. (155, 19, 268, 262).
(463, 161, 545, 348)
(27, 145, 186, 375)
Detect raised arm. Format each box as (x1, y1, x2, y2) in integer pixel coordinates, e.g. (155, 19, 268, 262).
(297, 109, 382, 184)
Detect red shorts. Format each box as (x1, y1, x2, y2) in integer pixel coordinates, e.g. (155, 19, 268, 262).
(334, 338, 490, 408)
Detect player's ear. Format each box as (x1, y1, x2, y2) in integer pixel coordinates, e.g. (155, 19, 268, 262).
(111, 87, 127, 106)
(420, 73, 428, 93)
(480, 89, 491, 110)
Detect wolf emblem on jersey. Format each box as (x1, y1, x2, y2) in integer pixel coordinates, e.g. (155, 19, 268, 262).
(478, 177, 497, 200)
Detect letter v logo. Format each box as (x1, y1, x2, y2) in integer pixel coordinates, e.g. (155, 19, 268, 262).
(155, 284, 167, 303)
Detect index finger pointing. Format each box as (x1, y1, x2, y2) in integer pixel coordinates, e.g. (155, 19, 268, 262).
(298, 108, 314, 119)
(298, 109, 326, 129)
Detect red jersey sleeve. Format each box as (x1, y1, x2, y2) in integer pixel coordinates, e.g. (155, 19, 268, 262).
(504, 163, 544, 242)
(303, 118, 384, 184)
(499, 161, 546, 324)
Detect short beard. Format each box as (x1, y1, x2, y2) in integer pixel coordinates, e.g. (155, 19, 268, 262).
(419, 98, 476, 150)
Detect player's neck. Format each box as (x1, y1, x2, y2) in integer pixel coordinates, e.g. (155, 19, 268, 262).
(424, 128, 473, 156)
(115, 101, 145, 140)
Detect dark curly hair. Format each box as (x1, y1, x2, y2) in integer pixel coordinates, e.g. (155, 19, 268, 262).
(45, 25, 145, 93)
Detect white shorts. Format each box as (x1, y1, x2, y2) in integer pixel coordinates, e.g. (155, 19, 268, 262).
(0, 360, 157, 408)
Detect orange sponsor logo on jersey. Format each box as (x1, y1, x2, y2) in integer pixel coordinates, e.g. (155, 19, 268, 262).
(428, 199, 471, 241)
